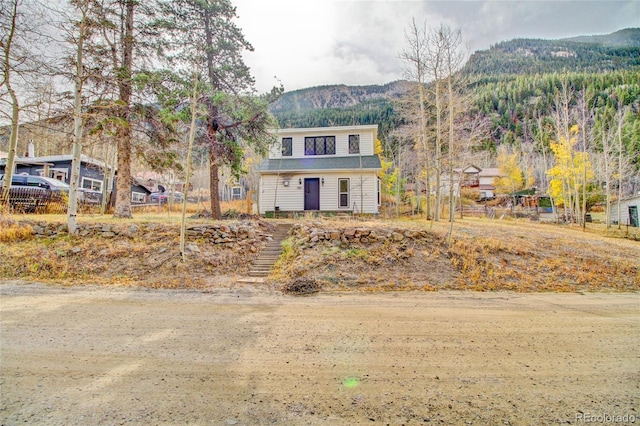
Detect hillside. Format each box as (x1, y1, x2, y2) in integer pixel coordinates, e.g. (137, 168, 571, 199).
(269, 29, 639, 168)
(1, 217, 638, 291)
(464, 28, 640, 75)
(564, 27, 640, 47)
(270, 81, 410, 139)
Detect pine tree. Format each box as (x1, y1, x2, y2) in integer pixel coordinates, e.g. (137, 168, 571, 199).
(152, 0, 282, 219)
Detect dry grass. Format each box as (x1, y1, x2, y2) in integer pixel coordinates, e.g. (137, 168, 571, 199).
(0, 216, 34, 242)
(270, 216, 639, 293)
(1, 211, 638, 292)
(1, 200, 249, 226)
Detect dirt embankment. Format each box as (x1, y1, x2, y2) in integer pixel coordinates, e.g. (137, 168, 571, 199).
(1, 217, 639, 292)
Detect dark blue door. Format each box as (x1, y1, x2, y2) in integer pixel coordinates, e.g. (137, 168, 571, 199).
(304, 178, 320, 210)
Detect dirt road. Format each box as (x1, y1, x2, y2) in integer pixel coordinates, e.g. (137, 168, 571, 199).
(1, 282, 638, 425)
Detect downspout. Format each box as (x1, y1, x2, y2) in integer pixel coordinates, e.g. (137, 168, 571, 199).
(359, 144, 363, 214)
(272, 154, 283, 216)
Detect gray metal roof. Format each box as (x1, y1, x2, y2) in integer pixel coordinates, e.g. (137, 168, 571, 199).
(260, 155, 381, 173)
(0, 154, 107, 169)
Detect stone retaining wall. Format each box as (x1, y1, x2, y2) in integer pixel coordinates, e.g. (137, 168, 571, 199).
(20, 221, 274, 249)
(19, 220, 439, 251)
(290, 222, 438, 247)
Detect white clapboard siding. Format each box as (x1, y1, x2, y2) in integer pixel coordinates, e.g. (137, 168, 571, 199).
(269, 125, 377, 159)
(260, 172, 379, 214)
(609, 196, 640, 226)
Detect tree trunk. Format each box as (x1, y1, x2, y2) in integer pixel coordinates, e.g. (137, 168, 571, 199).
(113, 0, 134, 218)
(603, 129, 611, 228)
(209, 147, 222, 220)
(2, 97, 19, 207)
(1, 0, 19, 207)
(418, 84, 430, 219)
(68, 8, 86, 234)
(617, 104, 623, 228)
(181, 72, 200, 260)
(447, 73, 455, 245)
(434, 79, 442, 222)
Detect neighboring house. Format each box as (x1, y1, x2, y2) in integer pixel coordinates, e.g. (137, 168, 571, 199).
(0, 154, 109, 193)
(259, 125, 381, 215)
(440, 165, 503, 199)
(478, 168, 502, 200)
(609, 195, 640, 227)
(129, 178, 153, 204)
(0, 154, 151, 205)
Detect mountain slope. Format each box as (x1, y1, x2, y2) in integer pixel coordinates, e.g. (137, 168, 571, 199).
(464, 28, 640, 75)
(270, 81, 410, 138)
(269, 29, 639, 159)
(564, 28, 640, 47)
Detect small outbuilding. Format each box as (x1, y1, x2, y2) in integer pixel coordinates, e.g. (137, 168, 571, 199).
(609, 195, 640, 227)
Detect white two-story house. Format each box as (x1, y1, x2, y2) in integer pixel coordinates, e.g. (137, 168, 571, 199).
(259, 125, 381, 215)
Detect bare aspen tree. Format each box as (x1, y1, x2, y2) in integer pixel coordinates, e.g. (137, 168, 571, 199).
(596, 108, 615, 228)
(400, 18, 430, 219)
(180, 71, 201, 260)
(436, 25, 464, 244)
(552, 80, 575, 221)
(616, 101, 624, 228)
(1, 0, 55, 208)
(426, 26, 446, 221)
(576, 90, 591, 230)
(0, 0, 21, 207)
(65, 0, 94, 233)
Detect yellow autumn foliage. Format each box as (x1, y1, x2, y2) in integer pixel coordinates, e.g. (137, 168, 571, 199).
(547, 126, 594, 207)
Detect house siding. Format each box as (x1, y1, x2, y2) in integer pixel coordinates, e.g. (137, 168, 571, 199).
(269, 125, 377, 160)
(609, 196, 640, 226)
(259, 172, 379, 214)
(260, 125, 380, 215)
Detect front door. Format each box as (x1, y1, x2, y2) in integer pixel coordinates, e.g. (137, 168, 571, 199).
(629, 205, 639, 227)
(304, 178, 320, 210)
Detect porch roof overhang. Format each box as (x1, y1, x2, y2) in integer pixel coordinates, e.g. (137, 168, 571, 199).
(260, 155, 381, 174)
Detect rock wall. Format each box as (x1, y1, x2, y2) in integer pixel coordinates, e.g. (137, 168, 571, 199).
(290, 222, 439, 247)
(19, 219, 439, 252)
(20, 220, 274, 250)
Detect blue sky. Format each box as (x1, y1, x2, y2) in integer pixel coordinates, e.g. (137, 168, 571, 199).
(233, 0, 639, 92)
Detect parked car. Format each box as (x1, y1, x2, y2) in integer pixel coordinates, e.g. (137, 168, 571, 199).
(149, 191, 184, 204)
(0, 174, 102, 205)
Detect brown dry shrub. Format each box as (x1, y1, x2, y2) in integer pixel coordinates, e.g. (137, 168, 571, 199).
(281, 278, 321, 295)
(0, 217, 34, 242)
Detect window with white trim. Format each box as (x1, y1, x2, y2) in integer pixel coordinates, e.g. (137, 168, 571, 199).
(348, 134, 360, 154)
(131, 191, 146, 203)
(81, 177, 102, 192)
(304, 136, 335, 155)
(281, 137, 292, 156)
(339, 178, 350, 209)
(231, 186, 242, 199)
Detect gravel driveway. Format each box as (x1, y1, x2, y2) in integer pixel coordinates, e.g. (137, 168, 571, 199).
(1, 282, 638, 425)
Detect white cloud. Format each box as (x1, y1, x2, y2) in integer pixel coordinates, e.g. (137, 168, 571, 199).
(233, 0, 639, 92)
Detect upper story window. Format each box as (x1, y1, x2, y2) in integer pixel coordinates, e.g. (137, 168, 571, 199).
(304, 136, 335, 156)
(349, 134, 360, 154)
(281, 137, 292, 156)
